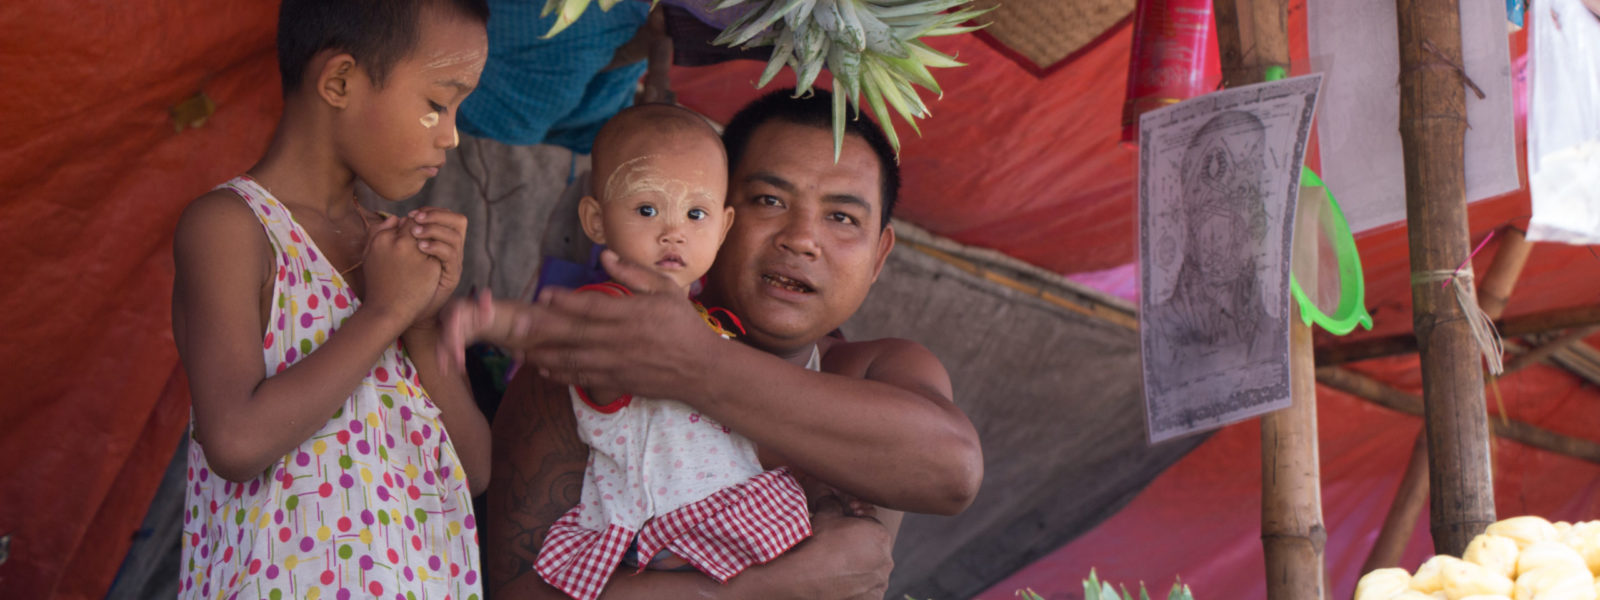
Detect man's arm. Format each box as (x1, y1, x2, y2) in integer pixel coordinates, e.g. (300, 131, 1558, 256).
(487, 370, 901, 600)
(596, 504, 902, 600)
(507, 255, 983, 515)
(485, 371, 588, 599)
(729, 336, 981, 516)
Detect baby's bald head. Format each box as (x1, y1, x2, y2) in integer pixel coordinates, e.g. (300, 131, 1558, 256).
(578, 104, 734, 294)
(591, 104, 727, 202)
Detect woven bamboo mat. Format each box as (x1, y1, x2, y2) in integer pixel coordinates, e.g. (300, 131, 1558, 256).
(970, 0, 1134, 75)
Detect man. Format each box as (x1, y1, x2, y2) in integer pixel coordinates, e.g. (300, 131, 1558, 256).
(483, 89, 984, 599)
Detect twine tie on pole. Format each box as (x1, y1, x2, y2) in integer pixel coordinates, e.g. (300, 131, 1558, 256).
(1411, 267, 1506, 375)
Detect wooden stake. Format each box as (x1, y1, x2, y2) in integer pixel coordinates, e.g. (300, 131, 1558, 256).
(1396, 0, 1495, 553)
(637, 6, 676, 105)
(1476, 228, 1531, 320)
(1497, 326, 1600, 377)
(1361, 432, 1429, 573)
(1214, 0, 1324, 596)
(1317, 367, 1600, 464)
(1547, 340, 1600, 388)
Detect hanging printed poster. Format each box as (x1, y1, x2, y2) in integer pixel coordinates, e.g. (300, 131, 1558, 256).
(1139, 74, 1323, 443)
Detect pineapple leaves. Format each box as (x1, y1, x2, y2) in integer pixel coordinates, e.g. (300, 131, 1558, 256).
(705, 0, 988, 160)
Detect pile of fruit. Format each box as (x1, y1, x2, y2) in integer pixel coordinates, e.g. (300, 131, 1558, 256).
(1356, 516, 1600, 600)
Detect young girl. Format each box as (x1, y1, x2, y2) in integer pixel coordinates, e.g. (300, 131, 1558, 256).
(170, 1, 492, 598)
(440, 104, 813, 600)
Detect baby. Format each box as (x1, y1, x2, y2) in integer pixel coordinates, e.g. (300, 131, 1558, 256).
(443, 104, 813, 600)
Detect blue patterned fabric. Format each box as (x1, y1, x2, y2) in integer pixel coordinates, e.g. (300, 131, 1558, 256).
(460, 0, 651, 153)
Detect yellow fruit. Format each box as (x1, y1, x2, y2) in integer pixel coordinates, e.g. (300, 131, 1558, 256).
(1442, 559, 1514, 599)
(1490, 517, 1561, 550)
(1564, 522, 1600, 573)
(1513, 565, 1595, 600)
(1519, 541, 1589, 578)
(1468, 534, 1522, 579)
(1416, 556, 1470, 593)
(1357, 568, 1413, 600)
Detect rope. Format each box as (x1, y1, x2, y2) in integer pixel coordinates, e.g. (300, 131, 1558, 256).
(1410, 268, 1505, 375)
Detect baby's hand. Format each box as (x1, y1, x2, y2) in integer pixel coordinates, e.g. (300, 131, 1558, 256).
(437, 288, 496, 374)
(839, 494, 876, 518)
(798, 471, 877, 519)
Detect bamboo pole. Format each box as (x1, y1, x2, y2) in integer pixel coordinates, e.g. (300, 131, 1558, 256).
(1263, 320, 1327, 599)
(1395, 0, 1494, 554)
(1214, 0, 1291, 86)
(1213, 0, 1324, 597)
(1360, 226, 1532, 573)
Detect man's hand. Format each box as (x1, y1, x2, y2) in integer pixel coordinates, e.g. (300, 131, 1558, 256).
(520, 250, 724, 400)
(742, 498, 897, 600)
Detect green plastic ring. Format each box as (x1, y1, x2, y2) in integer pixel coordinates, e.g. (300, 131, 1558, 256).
(1289, 166, 1374, 335)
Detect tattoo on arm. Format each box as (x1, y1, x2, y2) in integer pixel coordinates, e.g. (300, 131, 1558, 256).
(486, 376, 590, 594)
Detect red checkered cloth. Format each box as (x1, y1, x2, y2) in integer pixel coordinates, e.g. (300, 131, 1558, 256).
(536, 467, 812, 600)
(535, 511, 635, 600)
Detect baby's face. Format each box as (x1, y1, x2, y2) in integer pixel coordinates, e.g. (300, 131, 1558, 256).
(598, 148, 731, 291)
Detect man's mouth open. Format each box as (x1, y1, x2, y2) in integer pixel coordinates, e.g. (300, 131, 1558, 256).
(762, 273, 815, 294)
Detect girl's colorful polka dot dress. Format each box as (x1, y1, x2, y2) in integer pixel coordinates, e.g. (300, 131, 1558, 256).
(180, 176, 481, 600)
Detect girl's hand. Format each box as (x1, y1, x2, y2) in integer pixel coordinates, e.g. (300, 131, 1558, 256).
(364, 215, 442, 328)
(405, 207, 468, 324)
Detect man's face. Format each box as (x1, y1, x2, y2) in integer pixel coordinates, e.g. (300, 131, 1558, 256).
(705, 121, 895, 355)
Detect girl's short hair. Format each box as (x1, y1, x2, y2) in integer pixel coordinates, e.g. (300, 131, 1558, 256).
(276, 0, 490, 95)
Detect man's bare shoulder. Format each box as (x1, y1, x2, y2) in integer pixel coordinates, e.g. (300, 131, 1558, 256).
(820, 336, 953, 400)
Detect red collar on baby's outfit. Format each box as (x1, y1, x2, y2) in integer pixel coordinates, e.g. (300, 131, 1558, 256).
(574, 282, 745, 337)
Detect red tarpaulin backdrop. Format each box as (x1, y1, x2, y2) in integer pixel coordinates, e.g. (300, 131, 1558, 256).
(4, 1, 1599, 598)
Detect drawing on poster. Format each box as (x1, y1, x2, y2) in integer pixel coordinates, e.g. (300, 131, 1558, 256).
(1139, 74, 1322, 443)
